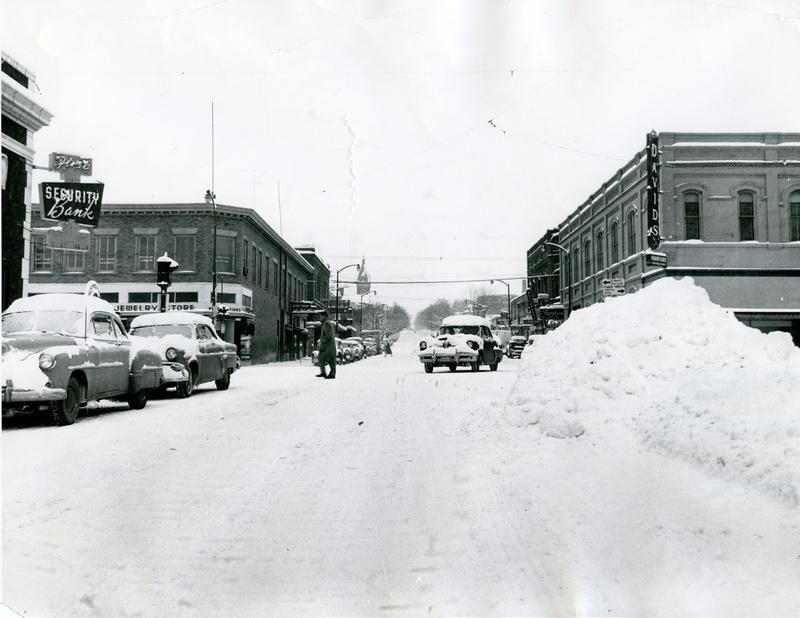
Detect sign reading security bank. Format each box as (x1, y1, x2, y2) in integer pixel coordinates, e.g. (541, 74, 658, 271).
(39, 182, 104, 227)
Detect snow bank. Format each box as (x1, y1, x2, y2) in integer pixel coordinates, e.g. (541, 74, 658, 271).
(507, 277, 800, 506)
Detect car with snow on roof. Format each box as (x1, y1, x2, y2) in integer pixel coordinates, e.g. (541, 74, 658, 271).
(417, 315, 504, 373)
(506, 335, 528, 358)
(1, 289, 187, 426)
(128, 311, 239, 397)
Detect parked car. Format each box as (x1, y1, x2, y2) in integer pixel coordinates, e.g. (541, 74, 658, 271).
(129, 312, 239, 397)
(1, 291, 187, 425)
(506, 335, 527, 358)
(312, 337, 344, 365)
(345, 337, 365, 360)
(340, 340, 362, 364)
(417, 315, 504, 373)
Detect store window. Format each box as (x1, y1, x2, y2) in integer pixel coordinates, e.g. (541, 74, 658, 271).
(789, 190, 800, 242)
(610, 222, 619, 264)
(684, 191, 701, 240)
(739, 191, 755, 241)
(135, 235, 157, 271)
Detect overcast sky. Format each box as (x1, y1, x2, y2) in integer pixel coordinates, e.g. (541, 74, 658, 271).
(3, 0, 800, 316)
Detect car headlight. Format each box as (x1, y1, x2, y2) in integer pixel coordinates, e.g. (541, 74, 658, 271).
(419, 341, 427, 351)
(165, 347, 179, 361)
(466, 340, 479, 351)
(39, 353, 55, 370)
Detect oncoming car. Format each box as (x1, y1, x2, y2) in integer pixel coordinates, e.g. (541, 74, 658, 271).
(417, 315, 504, 373)
(1, 290, 187, 425)
(506, 335, 528, 359)
(129, 312, 239, 397)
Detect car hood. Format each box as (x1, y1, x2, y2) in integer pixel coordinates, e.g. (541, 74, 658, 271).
(2, 333, 79, 356)
(419, 333, 482, 352)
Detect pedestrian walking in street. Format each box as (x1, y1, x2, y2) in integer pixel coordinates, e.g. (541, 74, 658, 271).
(315, 310, 336, 379)
(383, 339, 392, 356)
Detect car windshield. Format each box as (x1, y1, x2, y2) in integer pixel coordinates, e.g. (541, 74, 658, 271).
(2, 310, 84, 336)
(130, 324, 194, 338)
(438, 325, 480, 336)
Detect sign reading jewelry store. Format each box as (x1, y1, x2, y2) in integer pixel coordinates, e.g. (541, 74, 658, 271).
(39, 181, 104, 227)
(646, 130, 661, 251)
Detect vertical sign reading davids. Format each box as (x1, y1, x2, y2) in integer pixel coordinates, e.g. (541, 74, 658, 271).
(646, 130, 661, 251)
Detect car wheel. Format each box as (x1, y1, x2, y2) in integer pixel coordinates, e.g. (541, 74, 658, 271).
(215, 369, 231, 390)
(424, 363, 433, 374)
(128, 389, 148, 410)
(177, 366, 194, 398)
(448, 363, 457, 372)
(50, 376, 81, 426)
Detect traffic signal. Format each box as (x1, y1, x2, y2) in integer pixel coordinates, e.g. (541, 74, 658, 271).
(217, 305, 229, 317)
(157, 252, 179, 287)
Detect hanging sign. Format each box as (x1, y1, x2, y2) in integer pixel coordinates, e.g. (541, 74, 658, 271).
(646, 130, 661, 251)
(39, 182, 104, 227)
(49, 152, 92, 176)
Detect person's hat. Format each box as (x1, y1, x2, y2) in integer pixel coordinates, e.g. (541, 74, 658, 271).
(320, 309, 328, 316)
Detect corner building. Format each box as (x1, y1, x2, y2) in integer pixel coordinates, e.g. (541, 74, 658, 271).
(556, 132, 800, 343)
(29, 202, 322, 363)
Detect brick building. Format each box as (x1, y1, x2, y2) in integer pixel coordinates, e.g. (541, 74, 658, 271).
(28, 202, 327, 364)
(541, 132, 800, 343)
(1, 54, 53, 310)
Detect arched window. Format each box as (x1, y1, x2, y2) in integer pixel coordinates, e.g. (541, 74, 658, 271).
(610, 222, 619, 264)
(572, 246, 580, 283)
(596, 231, 605, 271)
(626, 210, 637, 256)
(583, 239, 591, 279)
(790, 190, 800, 242)
(684, 191, 701, 240)
(739, 191, 755, 241)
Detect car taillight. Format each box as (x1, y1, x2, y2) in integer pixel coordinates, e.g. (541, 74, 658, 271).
(166, 347, 179, 361)
(419, 341, 427, 351)
(39, 353, 55, 370)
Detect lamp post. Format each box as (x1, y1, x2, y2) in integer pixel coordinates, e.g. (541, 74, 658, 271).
(490, 279, 511, 327)
(545, 241, 571, 318)
(335, 263, 361, 331)
(204, 190, 218, 316)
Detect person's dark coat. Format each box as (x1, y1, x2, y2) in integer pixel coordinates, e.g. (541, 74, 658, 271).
(318, 318, 336, 363)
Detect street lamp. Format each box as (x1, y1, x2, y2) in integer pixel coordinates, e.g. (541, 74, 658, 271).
(204, 190, 218, 315)
(335, 263, 361, 329)
(490, 279, 511, 327)
(545, 241, 572, 318)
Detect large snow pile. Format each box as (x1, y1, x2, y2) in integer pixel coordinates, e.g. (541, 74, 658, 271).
(507, 277, 800, 507)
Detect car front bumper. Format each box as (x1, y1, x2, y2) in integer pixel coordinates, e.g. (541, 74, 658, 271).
(160, 363, 190, 384)
(418, 347, 478, 366)
(2, 381, 66, 404)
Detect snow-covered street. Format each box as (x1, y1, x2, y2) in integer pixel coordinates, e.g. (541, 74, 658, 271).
(3, 278, 800, 617)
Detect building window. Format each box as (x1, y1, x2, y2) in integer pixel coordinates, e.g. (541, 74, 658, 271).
(626, 211, 637, 256)
(251, 243, 257, 282)
(135, 235, 157, 271)
(596, 231, 604, 271)
(96, 236, 117, 272)
(243, 294, 252, 309)
(264, 253, 270, 290)
(63, 250, 85, 273)
(739, 191, 755, 241)
(174, 235, 195, 271)
(583, 239, 591, 279)
(572, 246, 580, 283)
(610, 222, 619, 264)
(273, 260, 279, 294)
(217, 236, 235, 274)
(790, 191, 800, 242)
(242, 241, 250, 277)
(31, 234, 52, 272)
(684, 191, 701, 240)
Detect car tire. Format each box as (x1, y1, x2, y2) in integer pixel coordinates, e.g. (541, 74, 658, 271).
(177, 366, 194, 398)
(215, 369, 231, 390)
(424, 363, 433, 374)
(448, 363, 457, 372)
(50, 376, 81, 426)
(128, 389, 148, 410)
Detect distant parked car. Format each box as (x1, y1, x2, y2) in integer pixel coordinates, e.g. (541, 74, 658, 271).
(417, 315, 504, 373)
(362, 337, 378, 356)
(1, 291, 186, 425)
(506, 335, 527, 358)
(129, 312, 239, 397)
